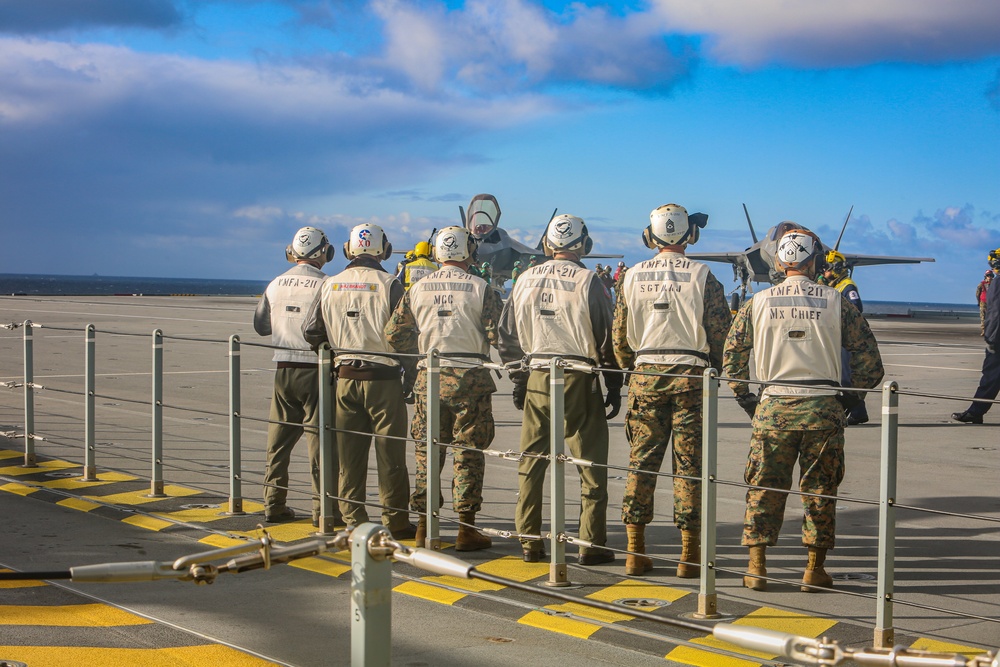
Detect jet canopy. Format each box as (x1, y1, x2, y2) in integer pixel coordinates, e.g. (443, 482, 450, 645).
(466, 194, 501, 240)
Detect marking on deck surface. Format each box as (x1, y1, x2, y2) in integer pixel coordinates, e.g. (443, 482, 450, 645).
(519, 579, 690, 639)
(85, 485, 201, 505)
(0, 603, 153, 627)
(666, 606, 836, 666)
(1, 481, 37, 496)
(911, 638, 989, 657)
(395, 555, 548, 605)
(57, 497, 102, 512)
(40, 470, 135, 489)
(0, 459, 77, 476)
(0, 645, 279, 667)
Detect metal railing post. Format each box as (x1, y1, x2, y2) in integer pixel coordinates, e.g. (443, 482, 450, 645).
(82, 324, 98, 481)
(351, 523, 392, 667)
(875, 380, 898, 648)
(148, 329, 166, 497)
(545, 357, 569, 587)
(696, 367, 720, 618)
(318, 344, 337, 534)
(227, 335, 244, 514)
(425, 348, 441, 550)
(22, 320, 36, 468)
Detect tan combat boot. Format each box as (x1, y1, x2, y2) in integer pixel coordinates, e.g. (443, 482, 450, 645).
(744, 545, 767, 591)
(625, 524, 654, 575)
(676, 530, 701, 579)
(414, 516, 427, 547)
(455, 512, 492, 552)
(801, 546, 834, 592)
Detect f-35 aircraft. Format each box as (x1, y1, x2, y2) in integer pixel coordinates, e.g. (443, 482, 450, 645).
(461, 194, 622, 285)
(689, 205, 935, 310)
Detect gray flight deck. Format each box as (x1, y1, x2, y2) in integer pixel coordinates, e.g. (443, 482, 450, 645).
(0, 294, 997, 666)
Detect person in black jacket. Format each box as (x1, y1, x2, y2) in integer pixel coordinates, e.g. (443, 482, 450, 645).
(953, 252, 1000, 424)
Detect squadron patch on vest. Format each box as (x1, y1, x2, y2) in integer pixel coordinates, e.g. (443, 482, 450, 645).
(329, 282, 378, 292)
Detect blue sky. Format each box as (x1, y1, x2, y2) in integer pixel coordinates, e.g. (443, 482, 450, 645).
(1, 0, 999, 303)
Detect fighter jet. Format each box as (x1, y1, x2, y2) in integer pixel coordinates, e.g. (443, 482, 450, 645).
(461, 193, 622, 286)
(689, 205, 935, 310)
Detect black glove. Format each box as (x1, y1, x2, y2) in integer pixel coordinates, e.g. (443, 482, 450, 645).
(402, 388, 415, 405)
(837, 390, 862, 412)
(604, 388, 622, 420)
(987, 343, 996, 354)
(735, 392, 759, 419)
(512, 383, 526, 411)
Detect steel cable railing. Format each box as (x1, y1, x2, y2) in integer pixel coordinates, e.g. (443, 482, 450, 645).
(3, 319, 999, 650)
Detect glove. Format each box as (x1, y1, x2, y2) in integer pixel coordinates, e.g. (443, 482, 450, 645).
(837, 390, 863, 412)
(512, 383, 526, 411)
(402, 389, 415, 405)
(987, 343, 996, 354)
(735, 392, 759, 419)
(604, 388, 622, 420)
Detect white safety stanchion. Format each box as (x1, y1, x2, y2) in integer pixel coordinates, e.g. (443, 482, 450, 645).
(22, 320, 36, 468)
(546, 357, 569, 587)
(317, 344, 338, 534)
(425, 348, 442, 550)
(148, 329, 166, 497)
(227, 334, 244, 515)
(697, 367, 720, 618)
(83, 324, 98, 481)
(875, 380, 899, 648)
(351, 523, 392, 667)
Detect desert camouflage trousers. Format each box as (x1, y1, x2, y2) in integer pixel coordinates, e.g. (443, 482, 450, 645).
(621, 388, 702, 530)
(409, 393, 495, 514)
(742, 426, 845, 549)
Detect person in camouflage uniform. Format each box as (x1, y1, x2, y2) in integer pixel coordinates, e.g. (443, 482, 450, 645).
(614, 204, 730, 577)
(723, 224, 884, 592)
(385, 225, 503, 551)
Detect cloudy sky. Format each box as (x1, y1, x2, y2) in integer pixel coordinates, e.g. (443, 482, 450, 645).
(2, 0, 999, 303)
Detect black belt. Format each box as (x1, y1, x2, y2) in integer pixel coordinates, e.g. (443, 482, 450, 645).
(766, 379, 841, 387)
(636, 348, 711, 363)
(528, 353, 597, 366)
(336, 365, 401, 381)
(276, 362, 317, 369)
(439, 352, 491, 361)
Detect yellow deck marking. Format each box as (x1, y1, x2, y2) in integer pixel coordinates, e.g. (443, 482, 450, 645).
(123, 514, 175, 531)
(41, 471, 135, 489)
(155, 505, 231, 523)
(1, 481, 38, 496)
(667, 606, 838, 667)
(0, 645, 279, 666)
(200, 534, 252, 548)
(56, 497, 101, 512)
(0, 449, 23, 460)
(518, 578, 691, 637)
(0, 459, 77, 476)
(0, 603, 153, 627)
(231, 522, 319, 541)
(911, 638, 988, 657)
(0, 569, 46, 589)
(290, 556, 351, 578)
(86, 485, 200, 505)
(395, 556, 549, 605)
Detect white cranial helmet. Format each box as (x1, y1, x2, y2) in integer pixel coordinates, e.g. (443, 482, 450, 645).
(434, 226, 476, 263)
(645, 204, 694, 247)
(775, 227, 823, 273)
(344, 223, 391, 260)
(543, 214, 593, 256)
(286, 226, 332, 264)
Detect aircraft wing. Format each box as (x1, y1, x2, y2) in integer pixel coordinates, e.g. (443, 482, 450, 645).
(840, 253, 935, 267)
(686, 251, 750, 264)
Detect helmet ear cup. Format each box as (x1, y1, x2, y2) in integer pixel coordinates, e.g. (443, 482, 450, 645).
(285, 245, 296, 263)
(382, 239, 393, 261)
(343, 242, 352, 260)
(641, 227, 655, 249)
(583, 236, 594, 256)
(324, 242, 335, 263)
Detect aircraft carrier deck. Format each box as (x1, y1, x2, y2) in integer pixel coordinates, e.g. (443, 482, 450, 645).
(0, 295, 997, 666)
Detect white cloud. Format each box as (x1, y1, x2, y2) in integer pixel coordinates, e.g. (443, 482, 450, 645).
(649, 0, 1000, 67)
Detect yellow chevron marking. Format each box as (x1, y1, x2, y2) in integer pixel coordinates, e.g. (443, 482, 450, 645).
(0, 449, 23, 460)
(86, 485, 200, 505)
(200, 534, 252, 548)
(155, 505, 233, 523)
(1, 481, 38, 496)
(289, 556, 351, 578)
(910, 638, 988, 657)
(518, 576, 692, 637)
(395, 556, 549, 605)
(0, 569, 46, 589)
(666, 606, 837, 667)
(41, 471, 135, 489)
(0, 645, 279, 666)
(231, 521, 318, 542)
(0, 603, 153, 627)
(0, 459, 77, 476)
(56, 497, 101, 512)
(123, 514, 175, 531)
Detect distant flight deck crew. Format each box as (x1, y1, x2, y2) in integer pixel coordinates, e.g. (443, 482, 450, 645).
(385, 226, 503, 550)
(952, 252, 1000, 424)
(303, 223, 416, 539)
(822, 251, 869, 426)
(613, 204, 730, 577)
(977, 270, 992, 336)
(724, 225, 884, 592)
(254, 227, 333, 525)
(499, 214, 623, 564)
(401, 241, 438, 290)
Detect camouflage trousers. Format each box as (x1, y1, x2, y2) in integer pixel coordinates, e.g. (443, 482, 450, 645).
(409, 392, 495, 514)
(742, 426, 845, 549)
(621, 389, 702, 530)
